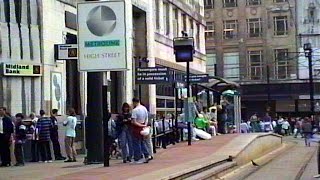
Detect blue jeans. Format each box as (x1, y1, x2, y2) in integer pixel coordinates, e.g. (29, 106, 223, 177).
(119, 126, 133, 160)
(132, 135, 149, 161)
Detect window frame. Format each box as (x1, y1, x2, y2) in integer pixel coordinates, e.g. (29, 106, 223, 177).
(274, 16, 288, 36)
(246, 0, 261, 6)
(223, 20, 238, 39)
(274, 49, 289, 79)
(205, 21, 215, 39)
(204, 0, 214, 9)
(274, 0, 287, 3)
(223, 0, 237, 8)
(247, 50, 263, 80)
(247, 18, 262, 37)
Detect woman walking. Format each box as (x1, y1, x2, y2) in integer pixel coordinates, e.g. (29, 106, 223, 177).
(117, 103, 134, 163)
(63, 108, 77, 162)
(302, 117, 313, 147)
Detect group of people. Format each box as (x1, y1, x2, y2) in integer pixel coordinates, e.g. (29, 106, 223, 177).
(0, 107, 77, 167)
(248, 113, 317, 147)
(111, 98, 153, 164)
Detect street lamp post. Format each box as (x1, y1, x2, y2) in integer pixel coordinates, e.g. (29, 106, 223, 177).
(304, 43, 315, 114)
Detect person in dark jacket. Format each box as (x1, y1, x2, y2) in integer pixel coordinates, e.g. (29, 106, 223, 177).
(36, 110, 53, 162)
(14, 113, 27, 166)
(117, 103, 134, 163)
(50, 109, 65, 160)
(0, 107, 14, 167)
(302, 117, 313, 147)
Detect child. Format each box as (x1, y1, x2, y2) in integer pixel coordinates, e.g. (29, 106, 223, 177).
(14, 113, 27, 166)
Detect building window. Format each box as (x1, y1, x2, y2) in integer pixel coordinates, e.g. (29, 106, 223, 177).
(223, 0, 237, 7)
(183, 14, 187, 32)
(274, 16, 288, 36)
(196, 23, 200, 49)
(224, 52, 240, 81)
(163, 3, 170, 35)
(205, 21, 215, 38)
(308, 7, 316, 23)
(204, 0, 214, 9)
(207, 54, 217, 76)
(275, 49, 289, 79)
(247, 18, 262, 37)
(173, 8, 179, 37)
(246, 0, 261, 5)
(274, 0, 287, 3)
(189, 18, 194, 36)
(223, 20, 238, 39)
(248, 51, 263, 80)
(155, 0, 160, 31)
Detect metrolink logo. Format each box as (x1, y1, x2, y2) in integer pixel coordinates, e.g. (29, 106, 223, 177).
(85, 40, 120, 47)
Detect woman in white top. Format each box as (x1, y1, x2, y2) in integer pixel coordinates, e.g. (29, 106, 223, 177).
(63, 108, 77, 162)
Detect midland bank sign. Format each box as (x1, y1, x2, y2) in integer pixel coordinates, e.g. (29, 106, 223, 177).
(1, 63, 42, 76)
(77, 1, 127, 72)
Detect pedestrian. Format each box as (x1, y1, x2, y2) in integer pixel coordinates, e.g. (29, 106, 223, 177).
(37, 110, 53, 163)
(294, 118, 303, 138)
(63, 108, 77, 163)
(116, 103, 134, 163)
(29, 113, 39, 162)
(14, 113, 27, 166)
(50, 109, 66, 160)
(282, 118, 290, 136)
(131, 98, 150, 164)
(0, 107, 14, 167)
(302, 117, 313, 147)
(250, 113, 260, 132)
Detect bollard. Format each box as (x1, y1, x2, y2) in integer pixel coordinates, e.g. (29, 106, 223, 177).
(152, 118, 157, 154)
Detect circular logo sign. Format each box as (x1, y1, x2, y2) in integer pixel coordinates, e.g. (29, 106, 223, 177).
(86, 5, 117, 36)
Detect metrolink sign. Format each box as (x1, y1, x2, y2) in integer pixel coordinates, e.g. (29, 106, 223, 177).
(77, 1, 127, 72)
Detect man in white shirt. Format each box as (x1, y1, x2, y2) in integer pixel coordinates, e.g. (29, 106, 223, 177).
(131, 98, 150, 164)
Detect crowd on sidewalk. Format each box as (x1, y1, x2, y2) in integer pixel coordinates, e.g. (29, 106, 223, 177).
(245, 113, 317, 146)
(0, 107, 77, 167)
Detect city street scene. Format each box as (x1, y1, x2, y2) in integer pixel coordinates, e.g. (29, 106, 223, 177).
(1, 0, 320, 179)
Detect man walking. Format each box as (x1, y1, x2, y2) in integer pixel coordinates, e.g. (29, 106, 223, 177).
(131, 98, 150, 164)
(0, 107, 14, 167)
(37, 110, 53, 162)
(50, 109, 66, 160)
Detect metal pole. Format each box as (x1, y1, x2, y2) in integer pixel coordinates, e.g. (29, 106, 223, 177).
(175, 86, 179, 142)
(267, 65, 271, 109)
(139, 59, 142, 100)
(86, 72, 104, 164)
(187, 60, 191, 146)
(102, 86, 110, 167)
(308, 50, 315, 114)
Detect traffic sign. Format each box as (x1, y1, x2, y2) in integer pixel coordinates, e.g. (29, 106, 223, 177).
(136, 67, 172, 84)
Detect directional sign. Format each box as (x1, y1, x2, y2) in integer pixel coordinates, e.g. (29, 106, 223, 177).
(136, 67, 172, 84)
(184, 74, 209, 83)
(54, 44, 78, 60)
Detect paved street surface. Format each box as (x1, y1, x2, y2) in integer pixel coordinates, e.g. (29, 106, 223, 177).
(1, 134, 238, 180)
(300, 144, 320, 180)
(243, 137, 317, 180)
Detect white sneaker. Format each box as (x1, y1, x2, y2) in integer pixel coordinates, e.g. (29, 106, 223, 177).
(134, 158, 145, 164)
(47, 160, 53, 163)
(192, 137, 200, 141)
(44, 161, 48, 163)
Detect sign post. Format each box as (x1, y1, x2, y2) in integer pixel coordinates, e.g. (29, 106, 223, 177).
(174, 34, 195, 146)
(77, 1, 127, 167)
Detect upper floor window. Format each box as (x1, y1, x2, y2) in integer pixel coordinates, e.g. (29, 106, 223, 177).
(163, 2, 170, 36)
(247, 50, 263, 80)
(205, 21, 215, 38)
(274, 0, 287, 2)
(223, 20, 238, 39)
(274, 16, 288, 36)
(223, 0, 237, 8)
(275, 49, 289, 79)
(173, 8, 179, 37)
(246, 0, 261, 5)
(204, 0, 214, 9)
(155, 0, 160, 31)
(247, 18, 262, 37)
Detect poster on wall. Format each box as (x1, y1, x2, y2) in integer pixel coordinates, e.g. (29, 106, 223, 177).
(51, 72, 63, 114)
